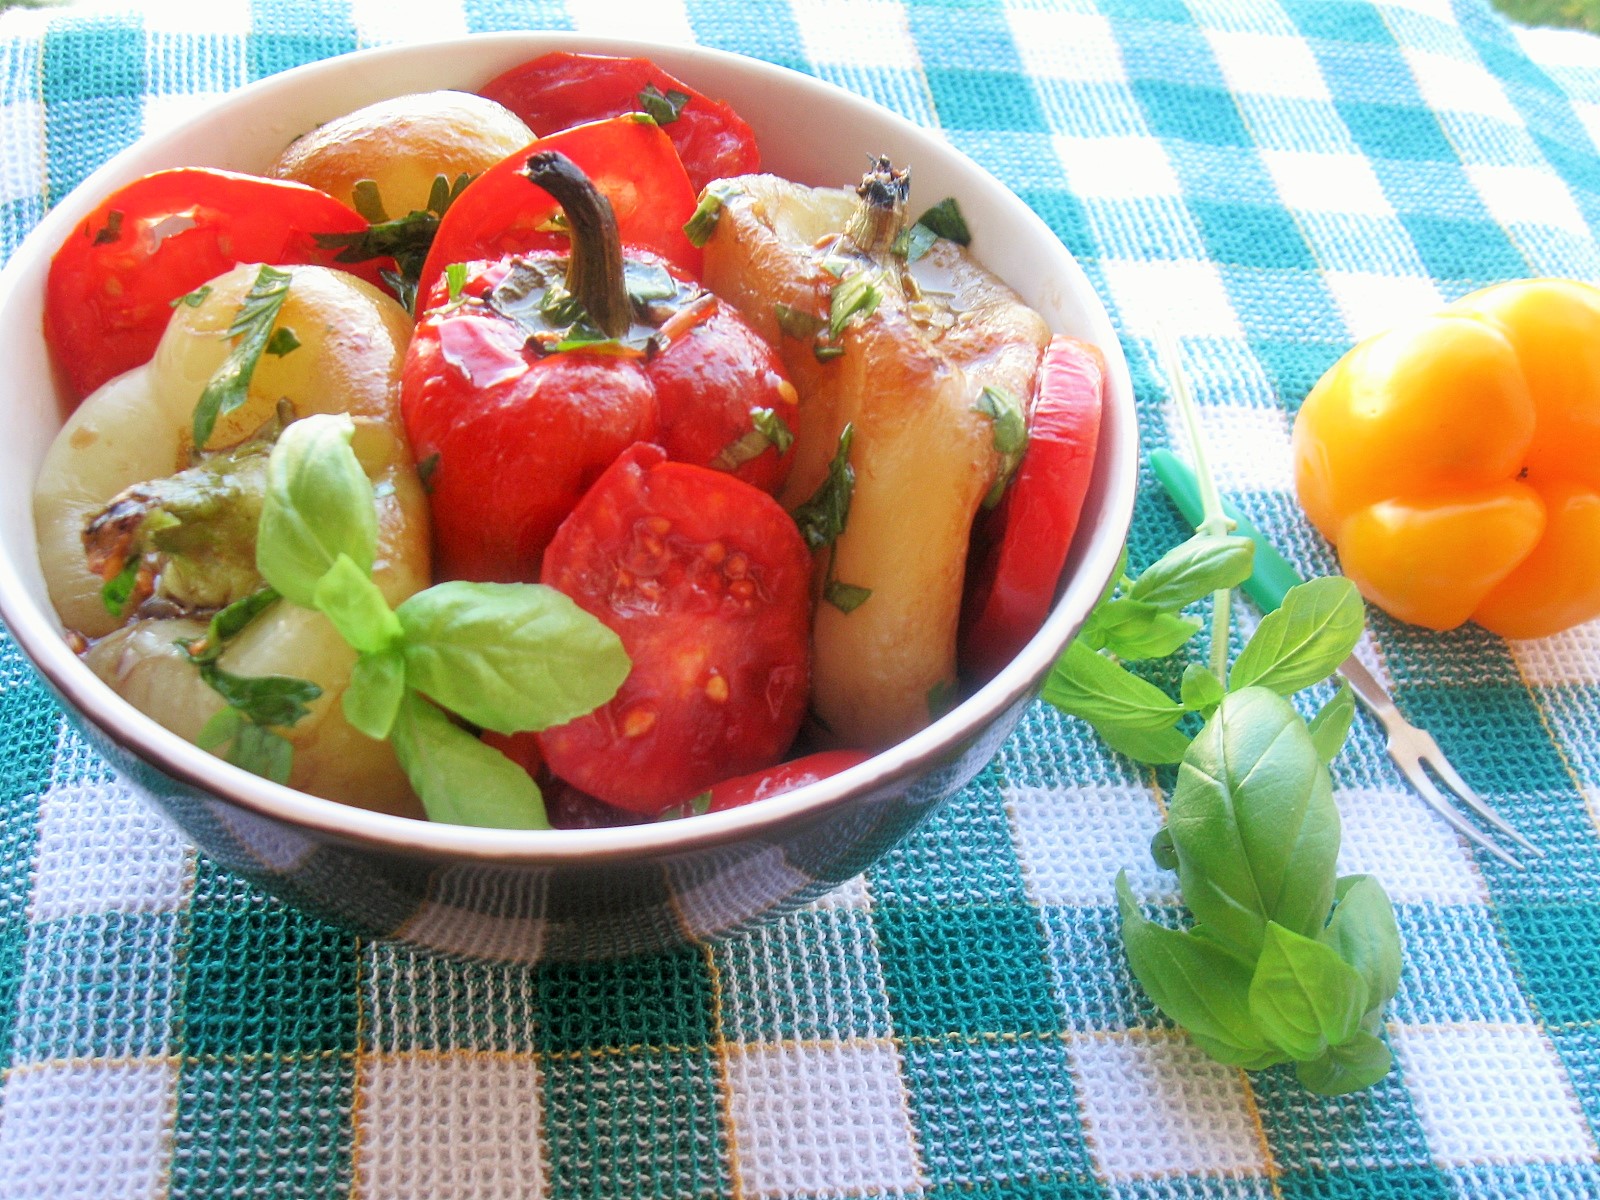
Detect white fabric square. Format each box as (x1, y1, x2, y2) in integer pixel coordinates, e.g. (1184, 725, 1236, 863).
(1517, 25, 1600, 71)
(351, 0, 469, 43)
(355, 1053, 546, 1200)
(564, 0, 695, 44)
(1394, 1024, 1594, 1165)
(1055, 135, 1180, 199)
(671, 843, 814, 939)
(1207, 32, 1329, 100)
(127, 0, 252, 35)
(1333, 787, 1486, 905)
(1007, 10, 1124, 83)
(1101, 259, 1244, 341)
(800, 873, 872, 912)
(0, 1058, 177, 1200)
(140, 94, 230, 140)
(1072, 1033, 1270, 1179)
(795, 0, 919, 71)
(1168, 401, 1294, 497)
(1324, 271, 1444, 341)
(1467, 164, 1588, 233)
(0, 98, 46, 207)
(396, 867, 548, 964)
(1262, 149, 1391, 216)
(1510, 619, 1600, 687)
(29, 781, 190, 921)
(1008, 784, 1175, 906)
(726, 1040, 922, 1197)
(1404, 49, 1521, 123)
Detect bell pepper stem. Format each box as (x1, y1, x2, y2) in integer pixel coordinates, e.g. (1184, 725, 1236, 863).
(1154, 329, 1235, 684)
(523, 151, 630, 340)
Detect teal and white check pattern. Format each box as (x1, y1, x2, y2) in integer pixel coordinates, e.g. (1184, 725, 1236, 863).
(5, 0, 1600, 1195)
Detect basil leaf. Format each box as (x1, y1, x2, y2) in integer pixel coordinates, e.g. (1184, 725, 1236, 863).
(343, 648, 406, 741)
(1229, 576, 1363, 696)
(196, 706, 243, 751)
(1041, 640, 1192, 764)
(1180, 663, 1225, 715)
(638, 82, 690, 124)
(351, 178, 388, 223)
(683, 180, 739, 248)
(1307, 679, 1356, 764)
(311, 553, 403, 655)
(171, 284, 212, 309)
(891, 221, 938, 262)
(1248, 921, 1368, 1060)
(1319, 874, 1402, 1016)
(265, 327, 300, 357)
(93, 209, 124, 246)
(829, 270, 881, 337)
(712, 407, 794, 472)
(227, 722, 295, 785)
(100, 553, 143, 618)
(192, 264, 294, 449)
(198, 662, 322, 729)
(179, 586, 280, 664)
(390, 693, 549, 829)
(396, 581, 630, 735)
(1116, 872, 1274, 1060)
(1168, 687, 1340, 960)
(445, 263, 468, 304)
(1295, 1029, 1393, 1096)
(1150, 825, 1178, 871)
(914, 197, 971, 246)
(972, 385, 1028, 508)
(824, 580, 872, 613)
(256, 414, 377, 607)
(1092, 599, 1203, 661)
(774, 303, 824, 339)
(792, 424, 857, 552)
(1129, 534, 1254, 611)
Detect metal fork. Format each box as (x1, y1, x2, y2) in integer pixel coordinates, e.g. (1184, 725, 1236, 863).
(1338, 654, 1541, 868)
(1148, 448, 1542, 868)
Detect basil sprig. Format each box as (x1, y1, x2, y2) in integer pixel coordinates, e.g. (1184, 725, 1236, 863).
(192, 265, 293, 449)
(1044, 339, 1402, 1096)
(253, 414, 630, 827)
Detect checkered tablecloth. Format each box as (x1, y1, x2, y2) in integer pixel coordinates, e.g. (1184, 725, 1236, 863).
(5, 0, 1600, 1195)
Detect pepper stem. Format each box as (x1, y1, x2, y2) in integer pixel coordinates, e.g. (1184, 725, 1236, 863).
(523, 151, 630, 339)
(844, 155, 910, 258)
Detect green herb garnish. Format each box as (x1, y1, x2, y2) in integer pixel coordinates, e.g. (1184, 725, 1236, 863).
(914, 197, 971, 246)
(638, 83, 690, 124)
(683, 180, 739, 248)
(712, 407, 795, 472)
(828, 270, 882, 337)
(191, 265, 294, 450)
(170, 284, 212, 310)
(793, 424, 871, 613)
(972, 384, 1028, 508)
(315, 173, 474, 314)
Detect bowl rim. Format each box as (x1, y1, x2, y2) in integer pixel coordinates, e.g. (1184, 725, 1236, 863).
(0, 31, 1139, 866)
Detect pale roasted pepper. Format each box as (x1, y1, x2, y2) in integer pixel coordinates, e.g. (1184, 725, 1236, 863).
(1293, 277, 1600, 640)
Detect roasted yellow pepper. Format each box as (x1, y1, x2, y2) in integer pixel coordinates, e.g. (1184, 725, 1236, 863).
(1293, 277, 1600, 640)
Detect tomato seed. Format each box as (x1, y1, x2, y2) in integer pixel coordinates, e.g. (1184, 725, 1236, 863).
(702, 540, 726, 565)
(622, 706, 657, 738)
(704, 674, 730, 703)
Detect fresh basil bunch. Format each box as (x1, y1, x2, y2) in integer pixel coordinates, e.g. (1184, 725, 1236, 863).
(1043, 352, 1402, 1096)
(251, 413, 629, 828)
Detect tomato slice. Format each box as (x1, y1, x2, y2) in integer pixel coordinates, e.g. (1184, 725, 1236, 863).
(479, 51, 760, 193)
(416, 116, 702, 310)
(401, 257, 657, 583)
(44, 168, 382, 399)
(538, 443, 812, 813)
(960, 336, 1105, 680)
(706, 749, 871, 812)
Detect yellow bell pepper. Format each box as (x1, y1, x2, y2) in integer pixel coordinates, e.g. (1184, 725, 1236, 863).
(1293, 277, 1600, 640)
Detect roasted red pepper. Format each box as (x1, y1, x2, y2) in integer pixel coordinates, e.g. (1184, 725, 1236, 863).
(401, 151, 798, 583)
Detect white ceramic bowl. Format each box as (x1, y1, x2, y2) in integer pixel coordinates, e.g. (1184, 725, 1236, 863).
(0, 33, 1137, 961)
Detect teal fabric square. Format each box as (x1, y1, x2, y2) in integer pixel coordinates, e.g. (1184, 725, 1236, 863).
(874, 901, 1061, 1037)
(0, 643, 55, 833)
(1118, 17, 1228, 89)
(1282, 0, 1394, 45)
(684, 0, 806, 71)
(1314, 42, 1421, 107)
(1099, 0, 1192, 23)
(1277, 1166, 1451, 1200)
(533, 948, 714, 1053)
(1337, 101, 1455, 161)
(995, 703, 1142, 792)
(869, 768, 1029, 906)
(1496, 902, 1600, 1026)
(1032, 79, 1148, 139)
(1447, 1164, 1600, 1198)
(1390, 904, 1531, 1024)
(1254, 1049, 1436, 1172)
(1133, 80, 1251, 148)
(1166, 142, 1277, 206)
(714, 907, 893, 1043)
(1550, 1027, 1600, 1135)
(1190, 200, 1316, 271)
(246, 0, 355, 81)
(169, 1055, 354, 1200)
(815, 64, 938, 125)
(1400, 214, 1528, 285)
(0, 920, 27, 1074)
(11, 912, 180, 1062)
(462, 0, 574, 32)
(542, 1047, 729, 1200)
(1016, 186, 1099, 265)
(1394, 682, 1575, 797)
(181, 864, 360, 1058)
(925, 1179, 1106, 1200)
(926, 68, 1047, 131)
(908, 3, 1027, 73)
(1248, 338, 1346, 409)
(902, 1038, 1097, 1187)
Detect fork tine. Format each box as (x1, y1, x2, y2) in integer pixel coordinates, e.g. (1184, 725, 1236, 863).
(1418, 738, 1543, 857)
(1398, 756, 1523, 868)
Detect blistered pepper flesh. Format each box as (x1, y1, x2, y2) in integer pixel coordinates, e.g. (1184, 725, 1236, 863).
(1293, 277, 1600, 639)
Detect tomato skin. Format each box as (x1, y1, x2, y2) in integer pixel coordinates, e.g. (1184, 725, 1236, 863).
(961, 336, 1105, 680)
(479, 51, 760, 193)
(401, 260, 657, 583)
(646, 302, 798, 495)
(707, 749, 872, 812)
(538, 443, 812, 813)
(416, 115, 701, 309)
(44, 167, 382, 399)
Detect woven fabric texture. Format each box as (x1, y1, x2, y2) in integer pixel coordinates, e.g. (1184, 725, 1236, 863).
(4, 0, 1600, 1196)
